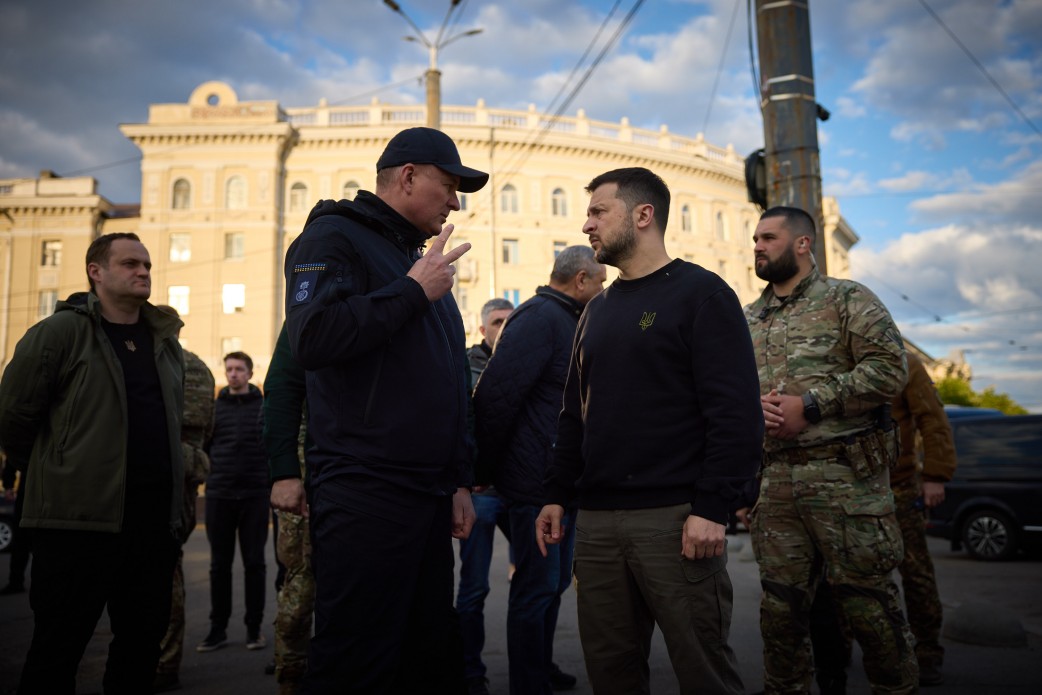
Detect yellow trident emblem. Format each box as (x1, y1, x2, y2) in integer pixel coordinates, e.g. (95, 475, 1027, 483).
(639, 312, 656, 331)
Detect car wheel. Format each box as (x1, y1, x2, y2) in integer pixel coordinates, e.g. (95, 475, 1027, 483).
(961, 509, 1018, 561)
(0, 518, 12, 553)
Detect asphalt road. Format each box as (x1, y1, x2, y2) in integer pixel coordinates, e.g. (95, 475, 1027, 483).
(1, 520, 1040, 694)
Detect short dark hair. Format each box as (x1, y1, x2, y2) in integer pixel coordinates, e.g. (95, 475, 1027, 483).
(760, 206, 817, 249)
(550, 246, 597, 284)
(224, 351, 253, 372)
(85, 232, 141, 291)
(586, 167, 670, 233)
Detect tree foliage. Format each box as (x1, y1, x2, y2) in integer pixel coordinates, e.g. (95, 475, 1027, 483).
(935, 377, 1028, 415)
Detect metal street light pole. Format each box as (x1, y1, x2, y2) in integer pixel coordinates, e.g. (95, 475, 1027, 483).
(384, 0, 482, 130)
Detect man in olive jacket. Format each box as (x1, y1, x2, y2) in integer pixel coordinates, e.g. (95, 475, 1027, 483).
(0, 233, 185, 695)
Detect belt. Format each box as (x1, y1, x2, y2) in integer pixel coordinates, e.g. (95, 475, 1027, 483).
(765, 427, 877, 465)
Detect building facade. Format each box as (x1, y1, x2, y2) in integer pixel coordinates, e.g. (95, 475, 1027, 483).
(0, 81, 859, 383)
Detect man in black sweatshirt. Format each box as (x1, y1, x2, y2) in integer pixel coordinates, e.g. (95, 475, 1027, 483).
(537, 167, 763, 695)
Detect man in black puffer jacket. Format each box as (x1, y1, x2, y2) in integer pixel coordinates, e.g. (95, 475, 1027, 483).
(473, 246, 606, 695)
(198, 351, 269, 654)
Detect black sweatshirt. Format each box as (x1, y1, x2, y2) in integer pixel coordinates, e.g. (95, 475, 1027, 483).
(544, 259, 764, 524)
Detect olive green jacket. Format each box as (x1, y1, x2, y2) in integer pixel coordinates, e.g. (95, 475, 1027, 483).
(0, 292, 185, 537)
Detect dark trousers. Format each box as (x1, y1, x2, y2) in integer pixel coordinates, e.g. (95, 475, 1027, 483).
(7, 478, 31, 588)
(204, 495, 269, 631)
(302, 475, 464, 695)
(457, 490, 511, 680)
(17, 498, 178, 695)
(506, 502, 574, 695)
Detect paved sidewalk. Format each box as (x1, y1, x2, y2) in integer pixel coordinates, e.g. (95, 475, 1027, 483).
(1, 525, 1040, 694)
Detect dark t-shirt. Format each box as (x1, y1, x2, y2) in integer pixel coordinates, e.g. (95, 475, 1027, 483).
(100, 317, 172, 506)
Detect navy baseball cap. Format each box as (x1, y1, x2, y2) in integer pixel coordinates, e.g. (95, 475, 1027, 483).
(377, 127, 489, 193)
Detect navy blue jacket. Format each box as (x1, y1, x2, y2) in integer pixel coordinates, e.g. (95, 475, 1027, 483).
(284, 193, 472, 495)
(473, 286, 582, 505)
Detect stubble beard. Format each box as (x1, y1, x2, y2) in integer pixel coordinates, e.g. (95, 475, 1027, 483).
(595, 217, 637, 268)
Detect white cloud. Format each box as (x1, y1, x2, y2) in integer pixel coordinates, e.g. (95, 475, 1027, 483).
(835, 96, 866, 118)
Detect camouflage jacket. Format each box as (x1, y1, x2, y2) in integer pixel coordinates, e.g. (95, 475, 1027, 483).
(182, 350, 215, 486)
(891, 352, 956, 486)
(745, 269, 907, 452)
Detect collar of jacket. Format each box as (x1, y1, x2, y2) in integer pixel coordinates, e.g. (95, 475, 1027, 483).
(56, 292, 184, 343)
(305, 191, 430, 257)
(756, 267, 822, 310)
(534, 285, 584, 318)
(217, 383, 263, 402)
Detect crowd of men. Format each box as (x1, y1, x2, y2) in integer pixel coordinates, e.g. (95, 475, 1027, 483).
(0, 125, 959, 695)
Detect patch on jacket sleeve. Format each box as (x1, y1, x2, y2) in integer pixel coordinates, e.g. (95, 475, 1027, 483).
(291, 263, 326, 306)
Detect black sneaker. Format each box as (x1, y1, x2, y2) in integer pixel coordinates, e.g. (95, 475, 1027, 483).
(264, 659, 276, 675)
(196, 627, 227, 652)
(465, 676, 490, 695)
(246, 627, 267, 650)
(549, 662, 577, 691)
(919, 664, 944, 687)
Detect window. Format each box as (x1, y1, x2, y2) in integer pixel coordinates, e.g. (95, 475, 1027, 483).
(167, 286, 190, 316)
(168, 233, 191, 263)
(551, 188, 567, 217)
(553, 241, 567, 258)
(221, 337, 243, 355)
(225, 176, 247, 210)
(457, 286, 469, 312)
(745, 221, 753, 246)
(0, 184, 12, 195)
(717, 260, 727, 280)
(289, 182, 308, 212)
(458, 193, 468, 211)
(41, 240, 63, 266)
(716, 211, 728, 241)
(222, 284, 246, 314)
(37, 290, 58, 319)
(342, 181, 360, 201)
(172, 178, 191, 210)
(681, 205, 692, 233)
(502, 239, 519, 265)
(500, 184, 518, 214)
(503, 288, 520, 306)
(224, 232, 244, 260)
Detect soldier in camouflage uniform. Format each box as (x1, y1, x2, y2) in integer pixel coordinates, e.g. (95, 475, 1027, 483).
(265, 322, 313, 695)
(888, 351, 956, 685)
(744, 207, 918, 694)
(154, 306, 215, 693)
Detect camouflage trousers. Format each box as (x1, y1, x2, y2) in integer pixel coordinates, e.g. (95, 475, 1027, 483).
(156, 550, 186, 675)
(275, 510, 314, 693)
(892, 482, 945, 669)
(751, 456, 918, 694)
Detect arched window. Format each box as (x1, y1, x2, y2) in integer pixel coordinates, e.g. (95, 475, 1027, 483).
(172, 178, 191, 210)
(551, 188, 567, 217)
(681, 204, 692, 233)
(500, 184, 518, 214)
(289, 182, 308, 212)
(342, 181, 360, 201)
(225, 176, 247, 210)
(715, 211, 728, 240)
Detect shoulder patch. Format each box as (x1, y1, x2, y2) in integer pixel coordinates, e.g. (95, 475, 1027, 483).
(293, 262, 327, 273)
(291, 271, 319, 306)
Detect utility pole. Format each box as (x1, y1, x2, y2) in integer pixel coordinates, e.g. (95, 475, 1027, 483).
(754, 0, 827, 272)
(384, 0, 483, 130)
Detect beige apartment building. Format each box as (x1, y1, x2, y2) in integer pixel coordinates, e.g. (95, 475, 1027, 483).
(0, 80, 859, 383)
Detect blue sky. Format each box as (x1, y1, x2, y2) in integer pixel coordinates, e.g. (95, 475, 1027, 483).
(2, 0, 1040, 409)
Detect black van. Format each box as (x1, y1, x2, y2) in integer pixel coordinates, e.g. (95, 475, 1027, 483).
(925, 414, 1042, 560)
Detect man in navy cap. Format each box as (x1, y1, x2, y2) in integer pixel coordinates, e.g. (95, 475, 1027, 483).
(282, 127, 488, 694)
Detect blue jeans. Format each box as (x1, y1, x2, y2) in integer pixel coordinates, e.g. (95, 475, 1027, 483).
(506, 502, 575, 695)
(456, 491, 511, 680)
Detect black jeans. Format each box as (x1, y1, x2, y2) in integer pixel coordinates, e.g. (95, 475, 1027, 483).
(18, 492, 179, 695)
(204, 495, 269, 631)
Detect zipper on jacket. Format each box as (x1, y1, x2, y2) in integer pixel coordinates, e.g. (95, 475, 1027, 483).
(57, 366, 90, 459)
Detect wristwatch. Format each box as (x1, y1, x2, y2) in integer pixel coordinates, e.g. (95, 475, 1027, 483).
(802, 392, 822, 424)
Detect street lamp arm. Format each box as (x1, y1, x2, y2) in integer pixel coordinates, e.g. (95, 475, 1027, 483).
(441, 28, 484, 49)
(383, 0, 431, 47)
